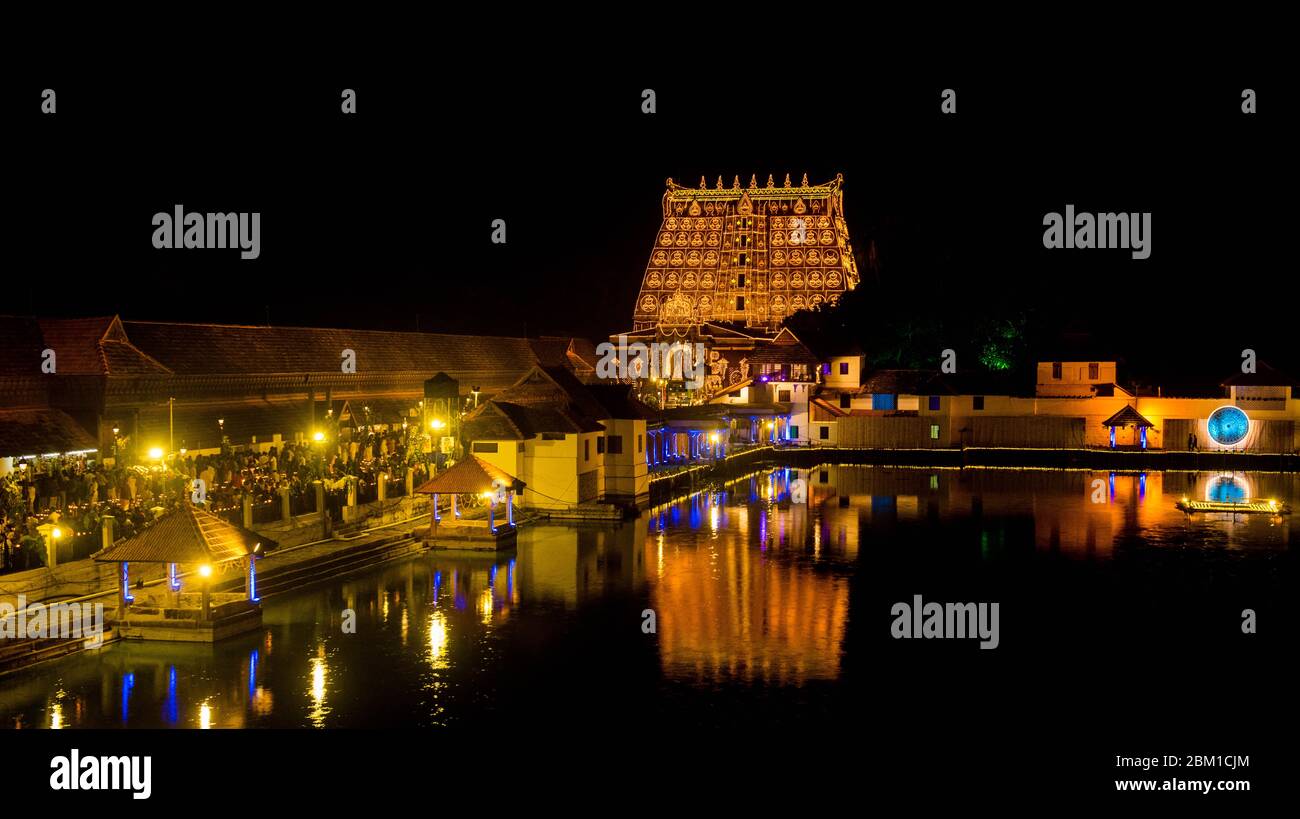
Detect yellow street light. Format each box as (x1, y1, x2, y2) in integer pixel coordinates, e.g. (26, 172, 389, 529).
(51, 527, 62, 539)
(198, 564, 213, 578)
(148, 447, 164, 460)
(709, 432, 719, 444)
(430, 419, 446, 430)
(313, 431, 325, 442)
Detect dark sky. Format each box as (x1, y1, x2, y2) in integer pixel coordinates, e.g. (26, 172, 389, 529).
(8, 64, 1293, 380)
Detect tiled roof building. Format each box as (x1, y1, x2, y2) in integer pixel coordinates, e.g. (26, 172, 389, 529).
(0, 316, 597, 457)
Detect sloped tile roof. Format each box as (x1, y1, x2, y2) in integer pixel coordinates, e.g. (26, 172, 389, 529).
(95, 504, 259, 564)
(1221, 361, 1297, 387)
(494, 366, 611, 423)
(414, 455, 520, 495)
(1101, 405, 1154, 428)
(0, 407, 98, 457)
(35, 317, 117, 374)
(583, 384, 659, 420)
(120, 321, 544, 389)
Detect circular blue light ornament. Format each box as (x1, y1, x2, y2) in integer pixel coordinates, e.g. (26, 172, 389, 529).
(1207, 406, 1249, 446)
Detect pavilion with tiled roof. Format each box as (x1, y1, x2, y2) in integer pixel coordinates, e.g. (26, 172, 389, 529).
(414, 455, 521, 531)
(95, 503, 266, 616)
(1101, 405, 1155, 449)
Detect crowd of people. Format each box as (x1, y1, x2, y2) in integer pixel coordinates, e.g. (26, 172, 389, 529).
(1, 428, 439, 574)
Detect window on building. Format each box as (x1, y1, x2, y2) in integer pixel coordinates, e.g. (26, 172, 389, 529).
(471, 442, 498, 453)
(778, 389, 792, 402)
(788, 425, 798, 439)
(930, 424, 940, 440)
(1088, 362, 1100, 380)
(973, 396, 985, 411)
(839, 361, 849, 375)
(737, 273, 746, 287)
(1052, 362, 1062, 379)
(872, 393, 896, 411)
(928, 395, 941, 411)
(736, 296, 745, 311)
(819, 425, 830, 440)
(607, 435, 623, 455)
(584, 439, 590, 461)
(637, 434, 642, 453)
(840, 393, 851, 409)
(597, 437, 605, 454)
(738, 253, 747, 267)
(541, 432, 564, 441)
(821, 362, 831, 375)
(820, 470, 829, 483)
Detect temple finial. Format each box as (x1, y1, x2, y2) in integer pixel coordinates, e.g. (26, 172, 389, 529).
(732, 175, 740, 189)
(767, 174, 775, 188)
(784, 173, 791, 188)
(801, 173, 809, 186)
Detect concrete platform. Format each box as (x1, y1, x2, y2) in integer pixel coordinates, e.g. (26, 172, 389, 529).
(114, 594, 262, 643)
(421, 519, 518, 552)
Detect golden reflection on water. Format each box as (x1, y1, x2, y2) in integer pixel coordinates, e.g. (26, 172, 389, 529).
(428, 610, 448, 669)
(649, 471, 851, 685)
(308, 645, 329, 728)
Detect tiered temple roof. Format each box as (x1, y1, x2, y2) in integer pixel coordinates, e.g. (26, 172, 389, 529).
(632, 173, 861, 333)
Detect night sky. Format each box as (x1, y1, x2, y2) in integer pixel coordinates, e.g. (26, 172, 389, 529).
(9, 64, 1293, 382)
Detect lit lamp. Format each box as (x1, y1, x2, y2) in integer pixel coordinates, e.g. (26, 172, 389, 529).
(430, 419, 446, 431)
(198, 563, 213, 621)
(148, 447, 164, 461)
(48, 526, 62, 569)
(313, 431, 325, 443)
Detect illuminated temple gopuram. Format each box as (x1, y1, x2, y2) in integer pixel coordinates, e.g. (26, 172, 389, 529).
(632, 174, 861, 333)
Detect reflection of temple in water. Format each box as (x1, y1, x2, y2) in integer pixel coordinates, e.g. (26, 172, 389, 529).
(646, 474, 850, 685)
